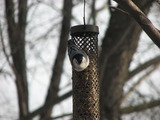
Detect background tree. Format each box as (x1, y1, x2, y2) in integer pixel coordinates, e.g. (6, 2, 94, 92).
(0, 0, 160, 120)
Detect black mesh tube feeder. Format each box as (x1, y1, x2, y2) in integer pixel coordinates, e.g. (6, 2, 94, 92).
(69, 25, 100, 120)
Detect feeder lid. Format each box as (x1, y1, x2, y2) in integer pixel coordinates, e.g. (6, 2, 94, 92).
(70, 25, 99, 35)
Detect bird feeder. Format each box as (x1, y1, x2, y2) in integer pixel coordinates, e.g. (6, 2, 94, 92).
(70, 25, 100, 120)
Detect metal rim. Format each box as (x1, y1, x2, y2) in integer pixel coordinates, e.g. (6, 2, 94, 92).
(70, 25, 99, 35)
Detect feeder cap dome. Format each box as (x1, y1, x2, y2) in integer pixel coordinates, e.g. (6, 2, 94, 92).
(70, 25, 99, 35)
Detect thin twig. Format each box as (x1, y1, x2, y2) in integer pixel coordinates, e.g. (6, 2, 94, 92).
(121, 66, 157, 104)
(108, 5, 130, 15)
(50, 113, 72, 120)
(0, 22, 11, 66)
(128, 55, 160, 80)
(121, 99, 160, 114)
(0, 20, 16, 75)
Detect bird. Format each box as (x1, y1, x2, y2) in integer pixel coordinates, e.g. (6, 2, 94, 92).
(68, 39, 90, 72)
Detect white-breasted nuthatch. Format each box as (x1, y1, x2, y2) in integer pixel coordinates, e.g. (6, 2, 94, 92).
(68, 39, 90, 72)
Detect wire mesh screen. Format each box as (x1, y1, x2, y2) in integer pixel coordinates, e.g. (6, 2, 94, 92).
(70, 25, 100, 120)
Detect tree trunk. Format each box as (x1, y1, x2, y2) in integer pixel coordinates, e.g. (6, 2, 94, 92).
(5, 0, 29, 119)
(99, 0, 153, 119)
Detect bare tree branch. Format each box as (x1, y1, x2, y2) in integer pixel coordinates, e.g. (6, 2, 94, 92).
(87, 0, 96, 24)
(24, 91, 72, 120)
(108, 5, 129, 15)
(99, 1, 155, 119)
(108, 0, 112, 13)
(91, 0, 96, 25)
(122, 66, 157, 103)
(114, 0, 160, 48)
(146, 76, 160, 95)
(39, 0, 73, 118)
(5, 0, 29, 119)
(120, 99, 160, 114)
(0, 21, 16, 74)
(50, 113, 72, 120)
(128, 55, 160, 80)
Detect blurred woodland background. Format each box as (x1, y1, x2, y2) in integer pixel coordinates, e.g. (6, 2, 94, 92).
(0, 0, 160, 120)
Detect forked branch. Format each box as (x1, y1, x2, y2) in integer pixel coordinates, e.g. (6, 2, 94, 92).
(114, 0, 160, 48)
